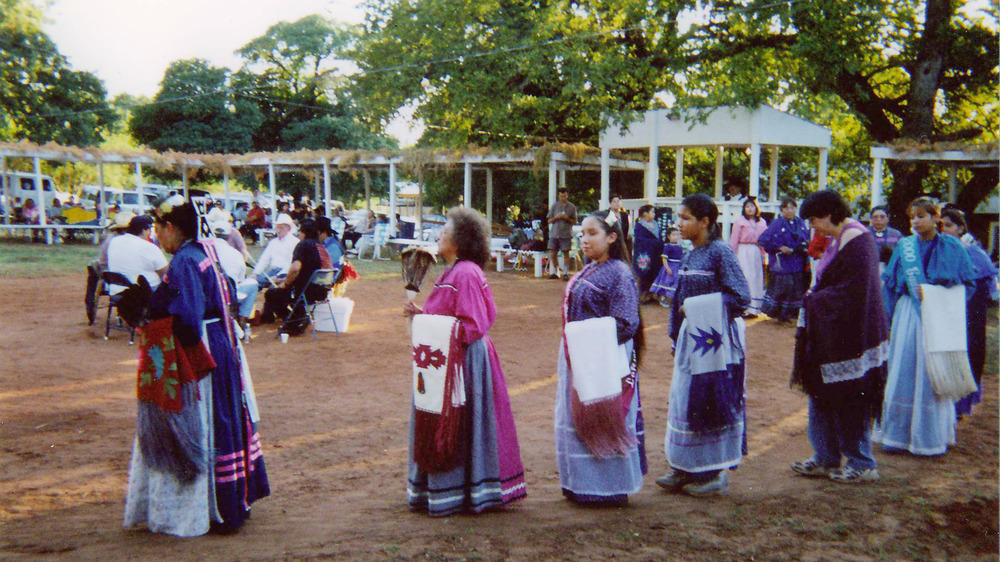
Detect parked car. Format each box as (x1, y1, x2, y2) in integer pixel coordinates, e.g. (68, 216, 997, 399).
(1, 171, 71, 209)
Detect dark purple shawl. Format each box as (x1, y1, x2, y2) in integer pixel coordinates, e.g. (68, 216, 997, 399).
(791, 227, 889, 420)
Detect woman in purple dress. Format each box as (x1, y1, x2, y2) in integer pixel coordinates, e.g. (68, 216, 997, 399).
(758, 198, 811, 322)
(404, 207, 526, 516)
(556, 210, 646, 505)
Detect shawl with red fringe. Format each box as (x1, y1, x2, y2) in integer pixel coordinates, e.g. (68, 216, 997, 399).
(411, 314, 466, 473)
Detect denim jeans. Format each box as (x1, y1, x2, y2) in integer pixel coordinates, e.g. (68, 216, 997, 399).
(236, 279, 259, 319)
(808, 396, 877, 471)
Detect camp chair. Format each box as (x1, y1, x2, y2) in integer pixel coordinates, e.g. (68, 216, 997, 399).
(277, 267, 341, 341)
(100, 271, 136, 344)
(358, 223, 391, 261)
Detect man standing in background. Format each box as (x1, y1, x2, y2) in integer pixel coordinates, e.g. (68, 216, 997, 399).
(546, 188, 577, 280)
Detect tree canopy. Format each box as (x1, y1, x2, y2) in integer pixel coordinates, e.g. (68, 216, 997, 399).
(353, 0, 998, 219)
(130, 59, 262, 154)
(0, 0, 115, 146)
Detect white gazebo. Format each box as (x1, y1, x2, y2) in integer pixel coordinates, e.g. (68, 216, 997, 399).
(599, 105, 833, 238)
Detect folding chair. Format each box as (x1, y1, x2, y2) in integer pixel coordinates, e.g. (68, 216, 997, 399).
(277, 267, 341, 341)
(100, 271, 136, 344)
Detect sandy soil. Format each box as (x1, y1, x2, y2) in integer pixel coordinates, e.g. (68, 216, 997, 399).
(1, 268, 997, 560)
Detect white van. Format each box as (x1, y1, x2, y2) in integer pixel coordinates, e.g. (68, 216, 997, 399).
(1, 171, 71, 209)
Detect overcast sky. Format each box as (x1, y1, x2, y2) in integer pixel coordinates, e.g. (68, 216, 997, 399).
(43, 0, 423, 145)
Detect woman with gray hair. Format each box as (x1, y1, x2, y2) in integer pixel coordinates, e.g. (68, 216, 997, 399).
(403, 207, 526, 516)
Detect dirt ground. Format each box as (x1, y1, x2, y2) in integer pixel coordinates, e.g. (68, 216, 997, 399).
(1, 267, 997, 561)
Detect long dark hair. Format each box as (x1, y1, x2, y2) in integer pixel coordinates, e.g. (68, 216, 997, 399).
(588, 210, 629, 262)
(588, 209, 645, 367)
(681, 193, 721, 240)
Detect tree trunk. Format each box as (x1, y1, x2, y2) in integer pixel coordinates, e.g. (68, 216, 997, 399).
(885, 160, 931, 232)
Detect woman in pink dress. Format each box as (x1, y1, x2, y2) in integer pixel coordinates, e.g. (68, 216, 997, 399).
(403, 206, 527, 516)
(729, 198, 767, 317)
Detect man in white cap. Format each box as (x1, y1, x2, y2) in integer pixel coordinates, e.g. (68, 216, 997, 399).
(250, 213, 298, 290)
(207, 207, 251, 261)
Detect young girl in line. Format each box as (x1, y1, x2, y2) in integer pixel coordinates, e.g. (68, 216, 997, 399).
(730, 197, 767, 317)
(940, 207, 998, 419)
(649, 227, 684, 306)
(555, 210, 647, 505)
(658, 194, 750, 497)
(632, 204, 662, 303)
(876, 198, 976, 456)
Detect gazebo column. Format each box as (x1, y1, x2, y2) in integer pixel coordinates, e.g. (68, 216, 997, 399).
(769, 146, 779, 203)
(818, 148, 828, 190)
(179, 164, 187, 199)
(871, 157, 884, 207)
(267, 163, 277, 224)
(548, 154, 558, 208)
(223, 170, 231, 210)
(1, 156, 8, 225)
(313, 171, 321, 206)
(416, 168, 424, 235)
(599, 146, 610, 210)
(388, 162, 398, 233)
(134, 162, 143, 210)
(364, 169, 372, 210)
(948, 165, 958, 203)
(322, 160, 332, 218)
(674, 148, 684, 198)
(486, 168, 494, 227)
(97, 161, 106, 225)
(463, 161, 472, 207)
(646, 144, 659, 202)
(559, 168, 566, 189)
(714, 146, 724, 199)
(748, 143, 761, 198)
(35, 156, 51, 244)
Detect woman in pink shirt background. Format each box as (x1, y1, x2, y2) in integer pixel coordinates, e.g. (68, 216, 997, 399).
(729, 198, 768, 317)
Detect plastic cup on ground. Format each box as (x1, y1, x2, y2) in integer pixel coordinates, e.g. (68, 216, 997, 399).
(280, 333, 289, 344)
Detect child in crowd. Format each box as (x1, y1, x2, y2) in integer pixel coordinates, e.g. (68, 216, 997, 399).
(649, 227, 684, 306)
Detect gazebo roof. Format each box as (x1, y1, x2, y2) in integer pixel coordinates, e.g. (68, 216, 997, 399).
(600, 105, 832, 150)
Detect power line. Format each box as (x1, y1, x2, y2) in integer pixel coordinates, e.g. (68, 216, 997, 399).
(30, 0, 815, 121)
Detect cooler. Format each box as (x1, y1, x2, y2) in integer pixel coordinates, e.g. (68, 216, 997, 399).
(313, 297, 354, 333)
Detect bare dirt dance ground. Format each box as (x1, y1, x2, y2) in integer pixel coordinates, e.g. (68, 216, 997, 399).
(1, 266, 997, 560)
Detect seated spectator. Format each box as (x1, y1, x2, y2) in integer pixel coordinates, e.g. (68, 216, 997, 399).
(20, 198, 39, 224)
(208, 207, 251, 260)
(260, 218, 332, 334)
(232, 202, 248, 226)
(241, 200, 267, 243)
(84, 211, 134, 324)
(344, 209, 377, 249)
(250, 213, 299, 290)
(107, 214, 168, 295)
(317, 216, 345, 265)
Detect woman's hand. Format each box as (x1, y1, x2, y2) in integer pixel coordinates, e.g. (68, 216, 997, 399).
(664, 264, 673, 276)
(403, 301, 422, 318)
(779, 246, 793, 254)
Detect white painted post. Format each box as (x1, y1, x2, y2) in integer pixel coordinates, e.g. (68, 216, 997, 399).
(34, 156, 50, 244)
(714, 146, 724, 199)
(364, 169, 372, 211)
(267, 163, 277, 224)
(646, 145, 659, 202)
(416, 168, 424, 236)
(818, 148, 829, 191)
(871, 157, 884, 207)
(674, 148, 684, 198)
(313, 172, 321, 207)
(388, 162, 397, 233)
(748, 143, 761, 198)
(559, 168, 566, 189)
(486, 168, 494, 228)
(599, 146, 610, 210)
(463, 161, 472, 207)
(548, 154, 558, 209)
(223, 170, 231, 211)
(769, 146, 779, 203)
(179, 164, 186, 200)
(97, 161, 106, 225)
(948, 165, 958, 203)
(1, 156, 8, 225)
(134, 162, 144, 211)
(322, 160, 332, 218)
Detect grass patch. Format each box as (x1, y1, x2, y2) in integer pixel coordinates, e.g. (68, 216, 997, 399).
(0, 239, 98, 278)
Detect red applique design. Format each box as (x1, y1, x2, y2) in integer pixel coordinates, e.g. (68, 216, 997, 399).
(413, 344, 446, 370)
